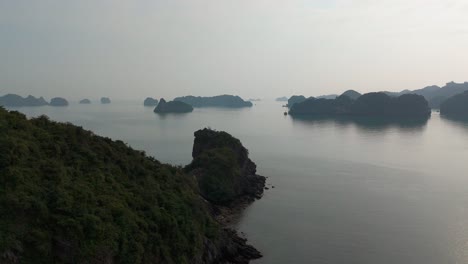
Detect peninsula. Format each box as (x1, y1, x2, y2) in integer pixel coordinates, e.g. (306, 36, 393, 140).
(0, 107, 265, 263)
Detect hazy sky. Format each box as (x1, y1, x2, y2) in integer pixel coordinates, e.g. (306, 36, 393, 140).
(1, 0, 468, 100)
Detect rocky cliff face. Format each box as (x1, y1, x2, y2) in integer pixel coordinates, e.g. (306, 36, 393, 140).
(189, 128, 266, 206)
(187, 128, 266, 263)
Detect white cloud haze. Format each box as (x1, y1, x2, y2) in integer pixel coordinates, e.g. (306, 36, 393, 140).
(1, 0, 468, 100)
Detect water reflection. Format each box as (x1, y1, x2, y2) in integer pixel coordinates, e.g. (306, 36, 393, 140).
(290, 114, 429, 133)
(440, 114, 468, 131)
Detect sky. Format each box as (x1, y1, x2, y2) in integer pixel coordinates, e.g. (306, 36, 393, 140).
(1, 0, 468, 100)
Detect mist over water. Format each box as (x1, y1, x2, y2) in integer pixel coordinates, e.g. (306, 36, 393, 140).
(8, 101, 468, 264)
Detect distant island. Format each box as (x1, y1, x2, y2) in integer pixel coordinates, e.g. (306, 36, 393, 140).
(174, 95, 253, 108)
(100, 97, 111, 104)
(143, 97, 159, 107)
(276, 96, 288, 102)
(154, 98, 194, 113)
(50, 97, 69, 106)
(0, 94, 48, 107)
(383, 81, 468, 109)
(79, 99, 91, 104)
(289, 92, 430, 117)
(316, 94, 338, 99)
(341, 90, 361, 100)
(440, 91, 468, 118)
(0, 107, 265, 263)
(287, 95, 307, 108)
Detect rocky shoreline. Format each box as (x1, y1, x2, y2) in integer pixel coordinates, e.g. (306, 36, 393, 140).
(188, 128, 267, 263)
(202, 173, 266, 264)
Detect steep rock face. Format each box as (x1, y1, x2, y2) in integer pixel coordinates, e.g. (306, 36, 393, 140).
(100, 97, 111, 104)
(188, 128, 265, 206)
(174, 95, 252, 108)
(0, 94, 48, 107)
(154, 98, 193, 113)
(143, 97, 159, 107)
(49, 97, 69, 106)
(440, 91, 468, 118)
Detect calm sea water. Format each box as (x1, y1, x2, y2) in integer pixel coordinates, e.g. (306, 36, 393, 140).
(8, 101, 468, 264)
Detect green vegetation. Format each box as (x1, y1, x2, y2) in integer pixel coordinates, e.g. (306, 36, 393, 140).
(0, 108, 220, 263)
(187, 148, 240, 205)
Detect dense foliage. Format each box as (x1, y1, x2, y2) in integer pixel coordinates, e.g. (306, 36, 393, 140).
(173, 95, 252, 108)
(187, 148, 240, 205)
(0, 108, 220, 264)
(440, 91, 468, 117)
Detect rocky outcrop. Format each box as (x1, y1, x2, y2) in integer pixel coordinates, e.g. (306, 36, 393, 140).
(189, 128, 266, 206)
(199, 229, 262, 264)
(187, 128, 266, 263)
(143, 97, 159, 107)
(154, 98, 193, 113)
(49, 97, 69, 106)
(174, 95, 253, 108)
(100, 97, 111, 104)
(79, 99, 91, 104)
(0, 94, 48, 107)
